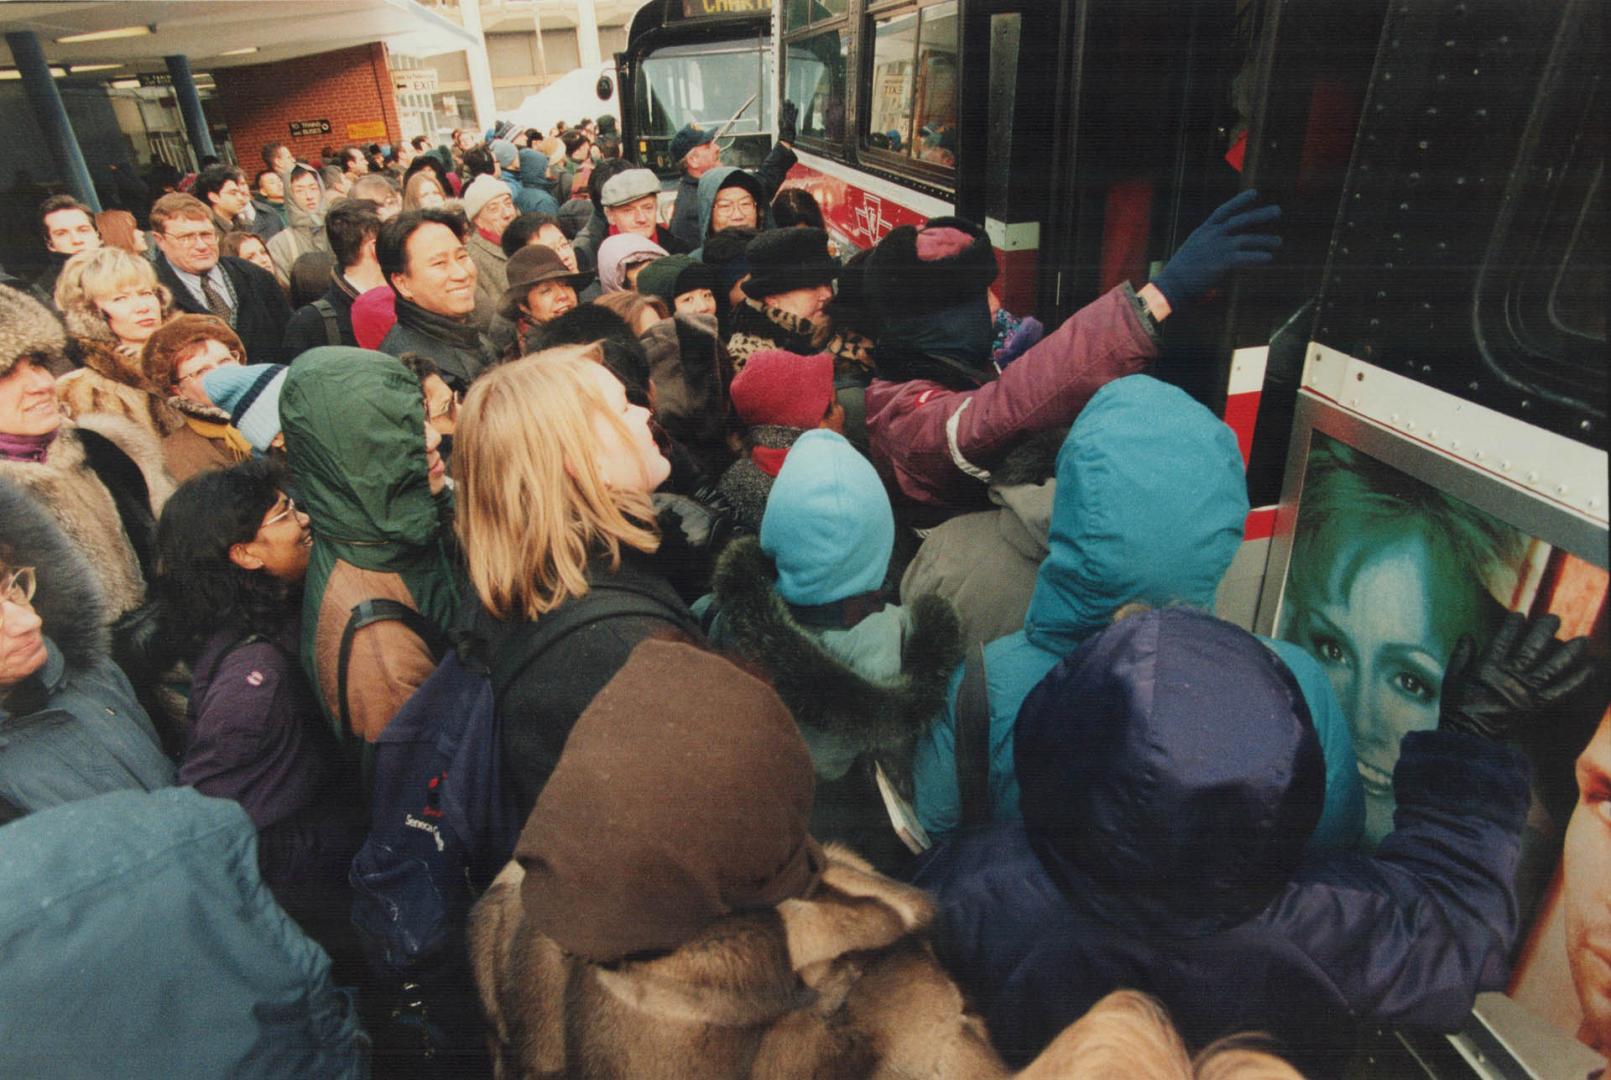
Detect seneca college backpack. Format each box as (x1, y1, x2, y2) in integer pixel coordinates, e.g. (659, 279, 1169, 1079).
(349, 583, 695, 980)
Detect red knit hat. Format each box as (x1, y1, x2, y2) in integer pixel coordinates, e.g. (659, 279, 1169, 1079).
(728, 349, 834, 430)
(350, 286, 397, 350)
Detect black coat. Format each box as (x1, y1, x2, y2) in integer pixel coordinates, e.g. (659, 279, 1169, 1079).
(282, 278, 358, 358)
(154, 253, 293, 366)
(377, 297, 497, 392)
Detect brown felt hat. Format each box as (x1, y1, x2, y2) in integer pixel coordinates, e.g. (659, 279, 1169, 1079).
(140, 313, 246, 392)
(517, 639, 824, 962)
(499, 244, 595, 321)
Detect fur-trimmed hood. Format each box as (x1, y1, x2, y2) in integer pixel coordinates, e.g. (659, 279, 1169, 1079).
(58, 333, 187, 438)
(711, 536, 961, 780)
(0, 476, 109, 670)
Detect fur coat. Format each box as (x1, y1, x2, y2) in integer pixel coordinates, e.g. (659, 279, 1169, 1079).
(0, 415, 174, 619)
(0, 476, 108, 671)
(470, 844, 1031, 1080)
(56, 308, 184, 441)
(725, 298, 831, 370)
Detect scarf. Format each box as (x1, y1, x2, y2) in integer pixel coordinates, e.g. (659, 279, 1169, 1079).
(185, 415, 253, 460)
(0, 430, 57, 463)
(393, 295, 484, 350)
(750, 443, 789, 477)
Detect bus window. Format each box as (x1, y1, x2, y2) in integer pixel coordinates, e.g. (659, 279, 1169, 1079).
(863, 1, 958, 172)
(783, 28, 849, 144)
(637, 39, 772, 169)
(784, 0, 846, 33)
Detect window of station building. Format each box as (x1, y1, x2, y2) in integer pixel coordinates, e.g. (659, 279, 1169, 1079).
(863, 1, 957, 174)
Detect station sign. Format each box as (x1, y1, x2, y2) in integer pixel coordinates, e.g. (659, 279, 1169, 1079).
(289, 118, 332, 138)
(136, 72, 172, 87)
(393, 69, 438, 95)
(679, 0, 768, 17)
(347, 120, 388, 140)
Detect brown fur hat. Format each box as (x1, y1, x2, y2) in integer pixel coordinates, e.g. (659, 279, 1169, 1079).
(140, 314, 247, 393)
(0, 284, 69, 378)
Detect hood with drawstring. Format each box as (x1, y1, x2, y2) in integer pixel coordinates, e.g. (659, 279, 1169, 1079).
(696, 166, 765, 244)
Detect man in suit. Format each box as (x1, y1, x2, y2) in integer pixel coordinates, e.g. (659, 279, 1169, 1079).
(150, 193, 292, 365)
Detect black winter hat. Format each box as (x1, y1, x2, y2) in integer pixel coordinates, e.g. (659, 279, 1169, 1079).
(866, 216, 998, 318)
(741, 228, 840, 300)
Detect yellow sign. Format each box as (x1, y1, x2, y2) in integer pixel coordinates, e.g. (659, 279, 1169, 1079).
(347, 120, 388, 141)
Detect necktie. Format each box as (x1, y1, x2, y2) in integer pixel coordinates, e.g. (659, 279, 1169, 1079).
(198, 272, 233, 324)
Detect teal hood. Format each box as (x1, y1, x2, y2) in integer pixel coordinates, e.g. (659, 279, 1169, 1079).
(696, 166, 764, 243)
(1023, 375, 1248, 655)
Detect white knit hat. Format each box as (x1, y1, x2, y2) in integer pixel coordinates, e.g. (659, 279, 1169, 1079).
(462, 174, 511, 224)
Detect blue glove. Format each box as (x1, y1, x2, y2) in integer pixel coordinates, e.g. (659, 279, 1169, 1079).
(1151, 189, 1282, 307)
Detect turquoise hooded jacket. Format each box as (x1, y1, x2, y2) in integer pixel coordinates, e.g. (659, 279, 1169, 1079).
(911, 375, 1364, 848)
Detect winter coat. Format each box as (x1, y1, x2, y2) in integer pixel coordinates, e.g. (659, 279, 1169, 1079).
(377, 295, 496, 393)
(864, 283, 1156, 518)
(469, 842, 1036, 1080)
(154, 252, 295, 366)
(56, 328, 185, 442)
(909, 376, 1364, 849)
(249, 195, 287, 243)
(705, 538, 960, 874)
(514, 149, 561, 215)
(916, 721, 1529, 1070)
(716, 424, 803, 533)
(163, 394, 252, 482)
(282, 273, 362, 355)
(0, 788, 368, 1079)
(898, 432, 1059, 649)
(667, 170, 704, 251)
(466, 228, 509, 327)
(181, 618, 365, 941)
(570, 199, 610, 272)
(475, 549, 698, 820)
(31, 251, 70, 310)
(676, 143, 798, 252)
(725, 296, 831, 369)
(265, 199, 330, 286)
(639, 312, 735, 483)
(0, 478, 175, 814)
(0, 414, 174, 619)
(280, 347, 461, 742)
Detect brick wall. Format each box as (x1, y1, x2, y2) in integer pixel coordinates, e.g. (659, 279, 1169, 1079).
(213, 43, 403, 169)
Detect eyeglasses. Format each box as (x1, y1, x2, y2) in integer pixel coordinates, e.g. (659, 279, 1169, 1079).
(178, 358, 227, 385)
(426, 390, 461, 424)
(262, 494, 299, 529)
(163, 228, 218, 247)
(713, 196, 756, 216)
(1, 566, 37, 607)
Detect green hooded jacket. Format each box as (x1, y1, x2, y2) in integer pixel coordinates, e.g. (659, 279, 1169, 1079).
(280, 347, 460, 737)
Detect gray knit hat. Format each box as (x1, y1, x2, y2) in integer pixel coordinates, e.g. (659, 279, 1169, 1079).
(0, 284, 69, 379)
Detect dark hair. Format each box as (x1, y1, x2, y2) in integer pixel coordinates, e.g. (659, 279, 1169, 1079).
(531, 305, 651, 406)
(397, 351, 441, 384)
(378, 208, 468, 285)
(289, 250, 337, 308)
(288, 164, 319, 186)
(342, 145, 366, 169)
(560, 130, 590, 159)
(38, 194, 95, 242)
(193, 163, 247, 208)
(325, 198, 384, 270)
(524, 128, 542, 145)
(596, 115, 617, 136)
(463, 146, 496, 178)
(200, 155, 221, 169)
(411, 135, 430, 152)
(219, 229, 268, 262)
(501, 211, 561, 257)
(153, 458, 294, 655)
(252, 168, 278, 191)
(261, 142, 287, 166)
(771, 188, 825, 230)
(596, 134, 621, 160)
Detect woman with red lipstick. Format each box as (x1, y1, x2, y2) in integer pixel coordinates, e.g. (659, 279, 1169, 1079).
(53, 247, 180, 439)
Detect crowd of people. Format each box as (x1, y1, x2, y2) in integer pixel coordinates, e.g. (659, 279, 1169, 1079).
(0, 113, 1602, 1080)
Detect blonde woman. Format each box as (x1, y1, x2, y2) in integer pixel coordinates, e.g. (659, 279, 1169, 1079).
(403, 170, 446, 211)
(53, 246, 179, 438)
(455, 347, 697, 818)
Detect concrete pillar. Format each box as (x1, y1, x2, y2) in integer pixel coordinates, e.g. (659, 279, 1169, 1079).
(576, 0, 602, 69)
(459, 0, 498, 135)
(165, 54, 217, 161)
(531, 3, 549, 81)
(3, 30, 102, 211)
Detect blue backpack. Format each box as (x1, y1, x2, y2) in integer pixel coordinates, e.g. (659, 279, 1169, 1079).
(349, 584, 696, 980)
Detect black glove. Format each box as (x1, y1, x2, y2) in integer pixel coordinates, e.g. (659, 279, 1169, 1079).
(1151, 189, 1282, 308)
(1438, 612, 1593, 742)
(778, 101, 799, 147)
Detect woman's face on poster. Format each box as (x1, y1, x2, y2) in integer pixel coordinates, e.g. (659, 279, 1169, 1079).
(1286, 531, 1484, 846)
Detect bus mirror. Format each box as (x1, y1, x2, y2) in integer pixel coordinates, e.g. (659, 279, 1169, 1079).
(596, 75, 614, 101)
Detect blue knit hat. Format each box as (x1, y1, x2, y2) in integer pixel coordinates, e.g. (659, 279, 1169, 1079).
(490, 138, 519, 169)
(759, 429, 894, 606)
(203, 363, 286, 452)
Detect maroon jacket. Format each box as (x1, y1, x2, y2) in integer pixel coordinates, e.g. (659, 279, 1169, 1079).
(864, 285, 1157, 514)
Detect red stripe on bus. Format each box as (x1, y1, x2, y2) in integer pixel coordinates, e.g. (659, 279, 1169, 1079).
(1222, 390, 1263, 466)
(1244, 506, 1277, 541)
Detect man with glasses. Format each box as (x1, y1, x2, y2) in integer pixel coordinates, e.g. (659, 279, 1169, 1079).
(670, 101, 799, 252)
(150, 193, 292, 365)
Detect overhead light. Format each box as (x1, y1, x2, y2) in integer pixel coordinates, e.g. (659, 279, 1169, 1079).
(69, 64, 121, 73)
(218, 47, 259, 57)
(110, 78, 141, 90)
(55, 24, 153, 45)
(0, 67, 69, 79)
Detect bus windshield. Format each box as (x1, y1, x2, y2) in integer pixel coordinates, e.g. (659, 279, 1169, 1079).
(637, 39, 771, 144)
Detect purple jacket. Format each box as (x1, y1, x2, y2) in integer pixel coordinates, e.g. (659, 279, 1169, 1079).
(864, 284, 1157, 514)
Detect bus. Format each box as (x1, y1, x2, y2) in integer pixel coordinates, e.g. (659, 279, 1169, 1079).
(773, 0, 1607, 1073)
(616, 0, 776, 177)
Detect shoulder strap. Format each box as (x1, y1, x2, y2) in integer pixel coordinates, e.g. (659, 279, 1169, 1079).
(338, 598, 447, 738)
(955, 641, 992, 828)
(311, 298, 341, 346)
(487, 583, 696, 701)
